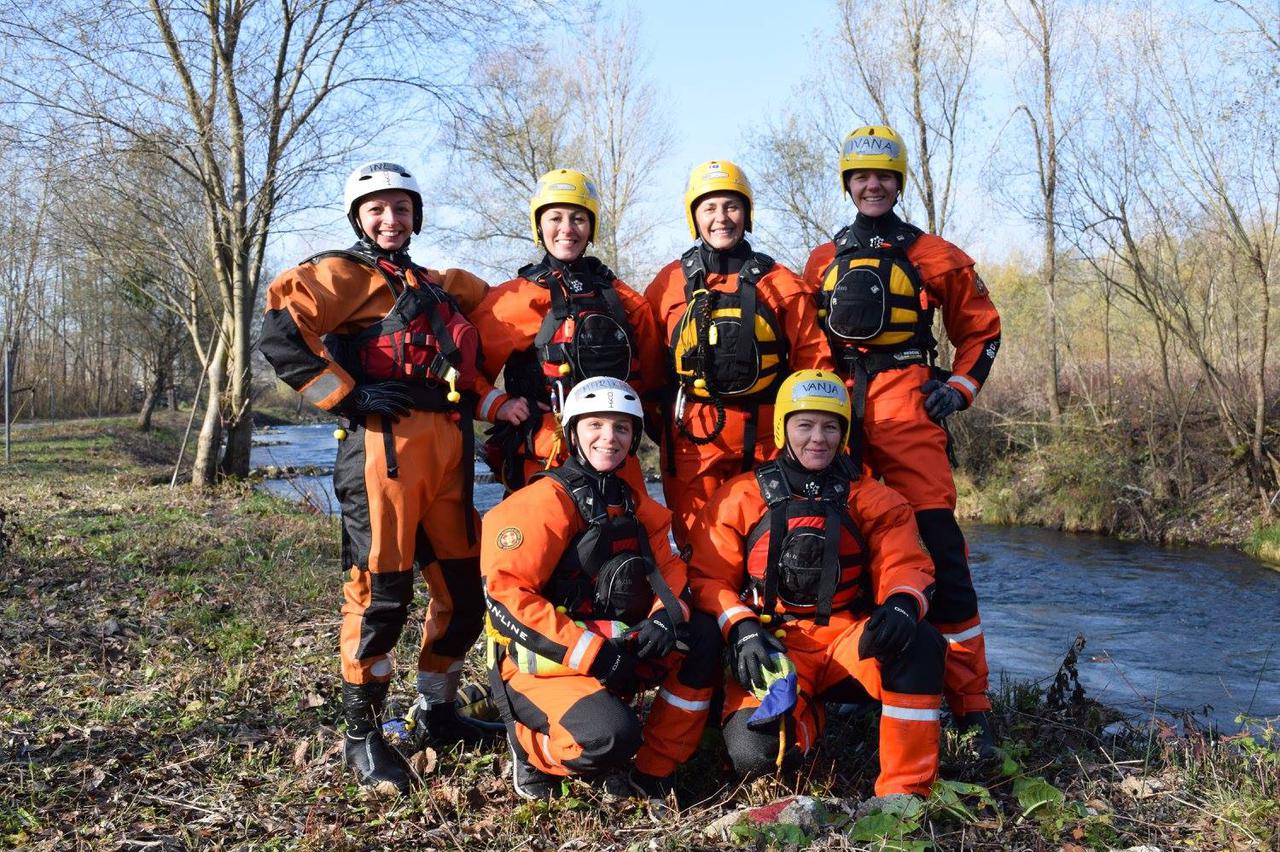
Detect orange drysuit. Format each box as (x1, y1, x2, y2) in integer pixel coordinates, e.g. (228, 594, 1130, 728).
(470, 255, 664, 493)
(260, 246, 504, 695)
(803, 212, 1001, 715)
(482, 458, 719, 780)
(647, 241, 831, 548)
(688, 457, 945, 797)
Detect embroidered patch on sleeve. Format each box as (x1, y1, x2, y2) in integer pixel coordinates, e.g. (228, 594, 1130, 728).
(496, 527, 524, 550)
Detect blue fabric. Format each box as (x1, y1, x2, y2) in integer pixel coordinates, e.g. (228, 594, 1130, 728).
(747, 652, 798, 728)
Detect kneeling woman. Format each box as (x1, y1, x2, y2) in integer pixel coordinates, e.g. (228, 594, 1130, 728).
(481, 377, 720, 800)
(688, 370, 947, 797)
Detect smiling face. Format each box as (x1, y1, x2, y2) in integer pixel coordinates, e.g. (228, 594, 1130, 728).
(693, 191, 747, 251)
(538, 204, 592, 262)
(356, 190, 414, 251)
(785, 411, 843, 472)
(574, 413, 634, 473)
(844, 169, 901, 218)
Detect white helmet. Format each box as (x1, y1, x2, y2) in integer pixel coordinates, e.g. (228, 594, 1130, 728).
(561, 376, 644, 457)
(344, 161, 423, 238)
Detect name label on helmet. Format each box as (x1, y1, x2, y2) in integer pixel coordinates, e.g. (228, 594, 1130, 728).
(844, 136, 901, 158)
(792, 379, 847, 403)
(360, 162, 409, 176)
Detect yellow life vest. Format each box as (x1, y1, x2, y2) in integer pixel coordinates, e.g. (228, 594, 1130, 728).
(817, 224, 933, 354)
(670, 246, 787, 400)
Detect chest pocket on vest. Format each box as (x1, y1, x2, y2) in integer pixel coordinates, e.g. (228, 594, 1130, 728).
(671, 293, 784, 398)
(593, 552, 655, 625)
(554, 310, 634, 383)
(820, 255, 924, 348)
(775, 523, 827, 607)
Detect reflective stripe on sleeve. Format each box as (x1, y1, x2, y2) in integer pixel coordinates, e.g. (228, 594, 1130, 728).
(567, 632, 595, 670)
(717, 606, 753, 631)
(948, 375, 978, 396)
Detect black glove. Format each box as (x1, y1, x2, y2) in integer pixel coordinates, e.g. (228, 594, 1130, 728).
(337, 381, 414, 419)
(858, 593, 920, 661)
(728, 619, 785, 692)
(920, 379, 966, 421)
(630, 609, 677, 660)
(588, 638, 641, 696)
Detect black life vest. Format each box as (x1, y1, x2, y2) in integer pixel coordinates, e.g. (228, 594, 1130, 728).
(533, 459, 684, 626)
(317, 248, 482, 409)
(743, 458, 870, 625)
(502, 257, 638, 408)
(817, 222, 935, 374)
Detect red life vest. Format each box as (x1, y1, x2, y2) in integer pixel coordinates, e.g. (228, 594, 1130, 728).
(318, 249, 481, 407)
(742, 459, 871, 624)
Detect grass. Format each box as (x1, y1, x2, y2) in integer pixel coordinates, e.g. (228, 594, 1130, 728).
(1, 417, 1277, 849)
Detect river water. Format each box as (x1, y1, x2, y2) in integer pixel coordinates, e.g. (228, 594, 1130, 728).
(253, 423, 1280, 729)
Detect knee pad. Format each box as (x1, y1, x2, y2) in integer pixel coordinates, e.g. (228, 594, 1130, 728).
(881, 621, 946, 696)
(559, 690, 642, 774)
(356, 570, 415, 658)
(722, 709, 799, 779)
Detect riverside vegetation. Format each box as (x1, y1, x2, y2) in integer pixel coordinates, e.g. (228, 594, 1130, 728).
(0, 415, 1276, 850)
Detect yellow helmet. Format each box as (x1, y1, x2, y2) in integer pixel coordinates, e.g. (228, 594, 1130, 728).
(530, 169, 600, 246)
(773, 369, 852, 452)
(838, 125, 907, 197)
(683, 159, 753, 239)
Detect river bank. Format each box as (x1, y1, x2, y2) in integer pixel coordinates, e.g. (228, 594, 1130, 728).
(1, 416, 1276, 849)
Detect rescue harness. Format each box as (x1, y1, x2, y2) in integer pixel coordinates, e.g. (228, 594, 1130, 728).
(667, 244, 787, 472)
(486, 257, 639, 490)
(817, 222, 936, 468)
(318, 247, 482, 542)
(743, 458, 870, 626)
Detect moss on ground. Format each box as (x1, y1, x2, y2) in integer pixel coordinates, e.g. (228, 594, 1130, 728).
(0, 418, 1276, 849)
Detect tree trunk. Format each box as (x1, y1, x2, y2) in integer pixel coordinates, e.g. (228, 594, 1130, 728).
(136, 365, 165, 432)
(218, 266, 254, 478)
(191, 333, 228, 489)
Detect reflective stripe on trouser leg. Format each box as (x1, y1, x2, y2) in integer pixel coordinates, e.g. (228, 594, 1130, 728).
(935, 616, 991, 714)
(915, 508, 991, 713)
(876, 690, 941, 797)
(635, 681, 713, 777)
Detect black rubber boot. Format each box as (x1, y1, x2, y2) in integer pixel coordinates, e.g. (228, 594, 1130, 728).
(629, 768, 675, 800)
(342, 681, 419, 794)
(953, 711, 999, 761)
(509, 740, 563, 800)
(404, 699, 499, 753)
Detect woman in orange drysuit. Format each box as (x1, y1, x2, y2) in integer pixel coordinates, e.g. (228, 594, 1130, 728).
(646, 160, 830, 549)
(470, 169, 664, 493)
(802, 126, 1002, 755)
(688, 369, 946, 797)
(482, 377, 720, 802)
(260, 161, 527, 795)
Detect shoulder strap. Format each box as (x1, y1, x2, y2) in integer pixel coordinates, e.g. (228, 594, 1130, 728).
(304, 249, 403, 296)
(754, 461, 791, 507)
(679, 244, 706, 302)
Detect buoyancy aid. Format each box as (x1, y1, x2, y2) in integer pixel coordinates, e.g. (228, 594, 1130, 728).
(318, 247, 483, 406)
(817, 220, 934, 370)
(317, 245, 482, 541)
(669, 243, 788, 456)
(743, 457, 870, 625)
(816, 216, 937, 469)
(532, 459, 685, 626)
(502, 256, 638, 413)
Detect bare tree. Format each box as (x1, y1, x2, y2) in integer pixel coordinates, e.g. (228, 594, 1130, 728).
(436, 12, 673, 284)
(996, 0, 1093, 423)
(0, 0, 560, 485)
(836, 0, 982, 236)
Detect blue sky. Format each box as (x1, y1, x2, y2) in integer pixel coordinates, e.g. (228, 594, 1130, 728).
(272, 0, 1030, 274)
